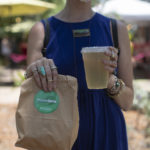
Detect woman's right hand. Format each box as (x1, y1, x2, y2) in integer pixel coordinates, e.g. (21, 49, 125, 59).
(26, 57, 58, 92)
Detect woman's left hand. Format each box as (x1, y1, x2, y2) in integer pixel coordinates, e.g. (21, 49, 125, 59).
(102, 46, 119, 74)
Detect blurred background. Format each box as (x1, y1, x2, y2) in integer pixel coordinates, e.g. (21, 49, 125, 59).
(0, 0, 150, 150)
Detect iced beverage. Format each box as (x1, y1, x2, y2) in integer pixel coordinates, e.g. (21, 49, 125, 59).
(81, 46, 110, 89)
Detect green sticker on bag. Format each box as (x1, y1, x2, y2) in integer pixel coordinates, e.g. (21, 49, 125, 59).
(34, 90, 59, 114)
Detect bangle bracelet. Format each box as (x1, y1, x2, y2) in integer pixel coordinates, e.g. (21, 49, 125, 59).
(107, 77, 120, 94)
(108, 79, 125, 97)
(107, 78, 125, 97)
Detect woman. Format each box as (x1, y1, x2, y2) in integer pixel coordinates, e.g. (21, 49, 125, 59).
(26, 0, 134, 149)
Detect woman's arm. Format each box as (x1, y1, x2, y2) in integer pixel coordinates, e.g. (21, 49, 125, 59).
(26, 22, 58, 92)
(27, 22, 44, 65)
(110, 21, 134, 111)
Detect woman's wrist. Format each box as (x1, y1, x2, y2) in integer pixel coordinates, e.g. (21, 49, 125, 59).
(107, 74, 117, 89)
(107, 74, 125, 97)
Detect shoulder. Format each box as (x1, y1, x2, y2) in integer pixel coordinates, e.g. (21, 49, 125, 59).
(109, 19, 129, 44)
(116, 20, 128, 35)
(27, 21, 45, 49)
(116, 20, 130, 54)
(30, 22, 44, 35)
(28, 21, 46, 42)
(116, 20, 129, 46)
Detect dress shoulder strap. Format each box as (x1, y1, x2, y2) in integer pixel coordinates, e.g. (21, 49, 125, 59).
(41, 19, 50, 57)
(110, 18, 120, 55)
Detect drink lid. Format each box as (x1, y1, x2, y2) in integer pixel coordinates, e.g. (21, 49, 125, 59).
(34, 90, 60, 114)
(81, 46, 109, 53)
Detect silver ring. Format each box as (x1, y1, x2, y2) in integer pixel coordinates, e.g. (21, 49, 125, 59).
(50, 65, 57, 70)
(32, 68, 38, 72)
(111, 51, 115, 60)
(48, 79, 53, 82)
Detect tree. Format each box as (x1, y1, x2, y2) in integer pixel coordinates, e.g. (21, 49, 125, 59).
(42, 0, 65, 11)
(40, 0, 65, 18)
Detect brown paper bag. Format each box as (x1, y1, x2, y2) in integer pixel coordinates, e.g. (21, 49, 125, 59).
(15, 74, 79, 150)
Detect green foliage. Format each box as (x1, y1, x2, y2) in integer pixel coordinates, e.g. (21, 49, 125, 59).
(13, 71, 25, 87)
(0, 16, 18, 29)
(92, 0, 100, 6)
(39, 0, 65, 18)
(0, 0, 64, 28)
(145, 127, 150, 137)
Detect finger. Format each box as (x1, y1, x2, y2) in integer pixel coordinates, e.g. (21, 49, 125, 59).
(104, 66, 115, 74)
(49, 59, 58, 90)
(104, 51, 118, 61)
(26, 62, 36, 77)
(102, 60, 117, 68)
(31, 67, 42, 89)
(109, 46, 118, 54)
(115, 55, 118, 61)
(43, 59, 53, 91)
(104, 50, 112, 57)
(51, 69, 58, 90)
(37, 61, 48, 92)
(111, 61, 117, 68)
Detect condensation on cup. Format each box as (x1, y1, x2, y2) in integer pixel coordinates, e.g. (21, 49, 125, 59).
(81, 46, 110, 89)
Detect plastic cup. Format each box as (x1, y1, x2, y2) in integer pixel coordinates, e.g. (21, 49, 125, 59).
(81, 46, 110, 89)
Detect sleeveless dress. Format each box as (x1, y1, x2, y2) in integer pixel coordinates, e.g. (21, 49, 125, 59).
(42, 12, 128, 150)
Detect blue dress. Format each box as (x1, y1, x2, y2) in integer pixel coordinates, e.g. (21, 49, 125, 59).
(42, 12, 128, 150)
